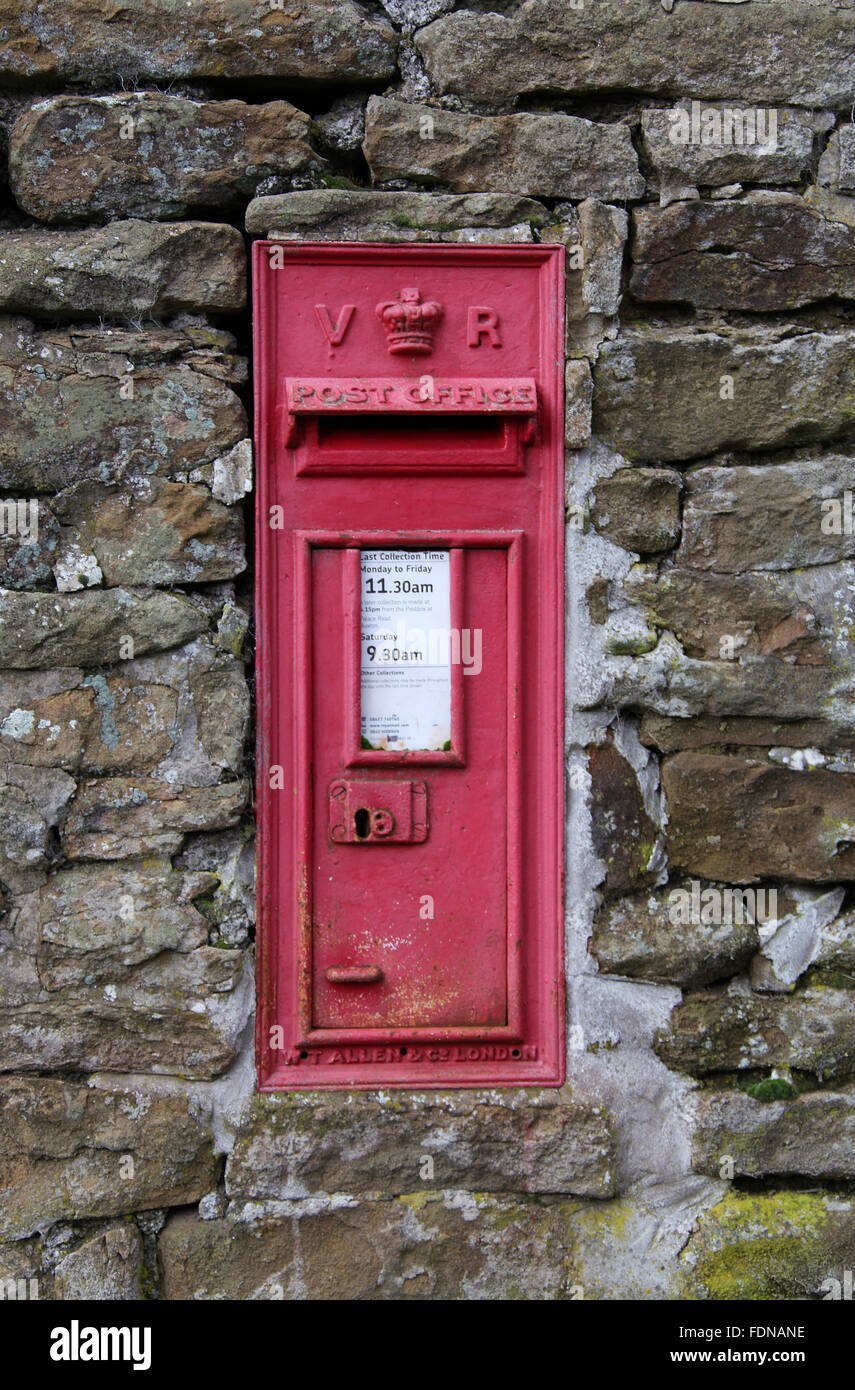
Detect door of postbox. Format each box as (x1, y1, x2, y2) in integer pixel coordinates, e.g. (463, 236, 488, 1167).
(254, 243, 564, 1089)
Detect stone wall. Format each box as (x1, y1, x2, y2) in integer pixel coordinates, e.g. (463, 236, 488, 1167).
(2, 0, 855, 1301)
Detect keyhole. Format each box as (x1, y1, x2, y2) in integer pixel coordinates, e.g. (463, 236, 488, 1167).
(354, 807, 370, 840)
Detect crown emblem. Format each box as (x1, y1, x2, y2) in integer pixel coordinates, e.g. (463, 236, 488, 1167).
(375, 287, 443, 355)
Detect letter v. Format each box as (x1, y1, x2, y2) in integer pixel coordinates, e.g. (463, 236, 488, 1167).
(315, 304, 355, 346)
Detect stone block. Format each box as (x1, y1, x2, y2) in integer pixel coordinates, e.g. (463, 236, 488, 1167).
(10, 95, 320, 223)
(0, 1076, 217, 1240)
(61, 778, 246, 860)
(227, 1090, 617, 1200)
(693, 1087, 855, 1179)
(0, 0, 397, 85)
(0, 319, 246, 494)
(662, 752, 855, 882)
(591, 880, 759, 988)
(160, 1196, 581, 1300)
(416, 1, 855, 108)
(363, 97, 644, 201)
(54, 1224, 143, 1300)
(245, 190, 548, 241)
(631, 195, 855, 311)
(641, 103, 830, 193)
(655, 985, 855, 1080)
(0, 221, 245, 317)
(52, 480, 246, 588)
(591, 468, 681, 553)
(678, 455, 855, 573)
(593, 326, 855, 464)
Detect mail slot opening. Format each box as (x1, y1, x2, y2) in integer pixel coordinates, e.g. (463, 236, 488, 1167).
(316, 413, 506, 452)
(294, 404, 530, 475)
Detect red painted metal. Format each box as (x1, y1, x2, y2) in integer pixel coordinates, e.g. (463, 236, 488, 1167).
(253, 243, 565, 1089)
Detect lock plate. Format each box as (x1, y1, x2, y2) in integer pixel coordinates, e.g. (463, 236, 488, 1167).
(328, 779, 428, 844)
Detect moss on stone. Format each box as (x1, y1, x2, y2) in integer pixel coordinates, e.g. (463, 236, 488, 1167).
(605, 632, 658, 657)
(570, 1194, 636, 1244)
(687, 1190, 846, 1300)
(740, 1076, 797, 1102)
(397, 1191, 434, 1212)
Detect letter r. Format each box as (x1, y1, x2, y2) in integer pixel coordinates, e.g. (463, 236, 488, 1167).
(467, 306, 502, 347)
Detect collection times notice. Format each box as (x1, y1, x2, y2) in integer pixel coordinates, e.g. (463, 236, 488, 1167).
(360, 549, 452, 751)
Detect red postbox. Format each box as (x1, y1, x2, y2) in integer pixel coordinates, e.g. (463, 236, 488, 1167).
(254, 243, 564, 1089)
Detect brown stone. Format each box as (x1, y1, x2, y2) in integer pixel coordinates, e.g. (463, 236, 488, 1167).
(631, 195, 855, 311)
(655, 985, 855, 1080)
(612, 656, 840, 724)
(159, 1196, 580, 1300)
(0, 677, 179, 774)
(363, 97, 644, 201)
(640, 714, 855, 755)
(540, 201, 627, 357)
(630, 567, 826, 664)
(0, 782, 47, 879)
(0, 221, 245, 318)
(567, 198, 627, 321)
(0, 1076, 217, 1240)
(590, 881, 758, 988)
(565, 361, 593, 449)
(416, 1, 855, 109)
(0, 958, 246, 1078)
(52, 480, 246, 588)
(62, 778, 246, 860)
(37, 858, 216, 987)
(662, 752, 855, 882)
(0, 500, 58, 588)
(227, 1090, 616, 1200)
(585, 578, 610, 627)
(0, 1236, 46, 1299)
(0, 319, 247, 494)
(693, 1086, 855, 1179)
(0, 0, 397, 85)
(246, 189, 548, 241)
(591, 469, 681, 553)
(642, 104, 830, 193)
(0, 590, 206, 669)
(190, 663, 250, 774)
(0, 639, 249, 784)
(678, 456, 855, 573)
(593, 326, 855, 464)
(0, 940, 41, 1010)
(587, 742, 658, 896)
(819, 126, 855, 194)
(7, 765, 75, 829)
(10, 95, 321, 223)
(53, 1224, 143, 1301)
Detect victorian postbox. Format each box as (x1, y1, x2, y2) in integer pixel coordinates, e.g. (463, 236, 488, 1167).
(253, 243, 565, 1089)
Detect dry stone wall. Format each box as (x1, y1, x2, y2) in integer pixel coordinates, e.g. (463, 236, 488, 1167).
(1, 0, 855, 1301)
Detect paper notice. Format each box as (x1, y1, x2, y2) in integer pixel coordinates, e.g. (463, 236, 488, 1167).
(360, 549, 451, 751)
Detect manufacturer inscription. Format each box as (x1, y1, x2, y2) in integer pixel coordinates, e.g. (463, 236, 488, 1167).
(282, 1044, 539, 1066)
